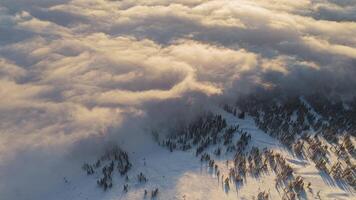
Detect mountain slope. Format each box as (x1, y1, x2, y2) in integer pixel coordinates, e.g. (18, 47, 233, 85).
(48, 104, 355, 200)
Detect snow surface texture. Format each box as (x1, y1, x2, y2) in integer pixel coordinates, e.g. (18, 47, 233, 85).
(1, 1, 356, 199)
(48, 108, 355, 200)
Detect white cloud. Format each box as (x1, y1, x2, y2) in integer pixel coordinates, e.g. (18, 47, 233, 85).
(0, 0, 355, 199)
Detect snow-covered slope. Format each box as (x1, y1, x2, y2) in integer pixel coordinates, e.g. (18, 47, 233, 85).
(48, 108, 355, 200)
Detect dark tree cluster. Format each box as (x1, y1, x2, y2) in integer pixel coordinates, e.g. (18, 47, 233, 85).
(137, 172, 148, 183)
(97, 161, 114, 190)
(281, 176, 305, 200)
(82, 163, 95, 175)
(247, 147, 268, 176)
(82, 146, 132, 191)
(223, 104, 245, 119)
(342, 135, 355, 157)
(332, 134, 355, 165)
(230, 133, 252, 179)
(292, 135, 356, 189)
(223, 125, 239, 146)
(329, 134, 356, 188)
(233, 147, 299, 198)
(233, 153, 247, 178)
(292, 140, 304, 157)
(161, 113, 227, 154)
(341, 166, 356, 188)
(151, 188, 159, 198)
(200, 153, 221, 179)
(306, 137, 328, 171)
(237, 95, 316, 147)
(306, 94, 356, 138)
(222, 134, 254, 187)
(159, 93, 355, 196)
(257, 190, 269, 200)
(235, 132, 251, 154)
(195, 138, 211, 156)
(265, 152, 308, 200)
(160, 112, 257, 193)
(223, 104, 237, 116)
(236, 94, 356, 149)
(123, 184, 128, 192)
(186, 113, 227, 142)
(272, 153, 294, 183)
(329, 160, 355, 188)
(116, 151, 131, 176)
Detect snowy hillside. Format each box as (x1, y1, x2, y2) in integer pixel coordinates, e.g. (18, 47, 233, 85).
(47, 103, 355, 200)
(2, 1, 356, 200)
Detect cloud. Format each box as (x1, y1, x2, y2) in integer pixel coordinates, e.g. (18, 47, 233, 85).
(0, 0, 355, 199)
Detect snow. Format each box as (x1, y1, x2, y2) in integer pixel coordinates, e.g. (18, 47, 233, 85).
(47, 107, 355, 200)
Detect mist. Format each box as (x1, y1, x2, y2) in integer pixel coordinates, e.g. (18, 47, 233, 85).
(0, 0, 355, 199)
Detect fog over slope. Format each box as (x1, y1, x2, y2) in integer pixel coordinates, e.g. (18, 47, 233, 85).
(0, 0, 355, 199)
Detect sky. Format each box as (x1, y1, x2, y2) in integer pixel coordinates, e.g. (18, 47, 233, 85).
(0, 0, 356, 199)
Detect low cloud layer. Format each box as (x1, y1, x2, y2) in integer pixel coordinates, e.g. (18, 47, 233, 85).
(0, 0, 355, 199)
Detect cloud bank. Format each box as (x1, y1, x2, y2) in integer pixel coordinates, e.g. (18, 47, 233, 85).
(0, 0, 355, 199)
